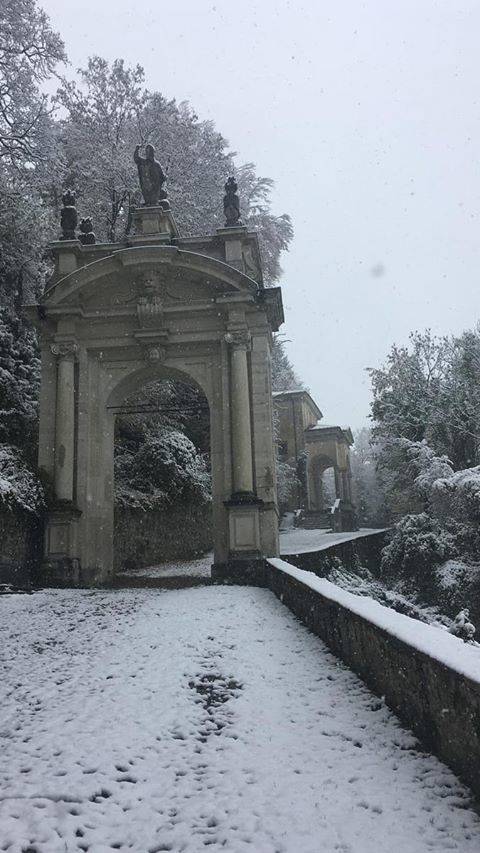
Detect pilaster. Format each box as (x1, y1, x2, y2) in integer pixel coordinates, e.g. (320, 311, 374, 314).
(42, 341, 82, 586)
(224, 329, 254, 497)
(51, 342, 78, 502)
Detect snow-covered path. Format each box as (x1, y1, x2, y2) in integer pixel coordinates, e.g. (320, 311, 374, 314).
(1, 586, 479, 853)
(279, 527, 387, 555)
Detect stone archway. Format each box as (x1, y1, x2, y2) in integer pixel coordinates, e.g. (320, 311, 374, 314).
(29, 205, 283, 586)
(304, 426, 357, 531)
(308, 454, 337, 512)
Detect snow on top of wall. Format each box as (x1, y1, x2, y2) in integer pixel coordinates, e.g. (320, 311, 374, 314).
(308, 423, 341, 430)
(280, 527, 388, 555)
(268, 557, 480, 684)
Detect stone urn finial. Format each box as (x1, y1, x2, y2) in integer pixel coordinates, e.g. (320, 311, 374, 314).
(79, 217, 96, 245)
(60, 189, 78, 241)
(223, 176, 242, 227)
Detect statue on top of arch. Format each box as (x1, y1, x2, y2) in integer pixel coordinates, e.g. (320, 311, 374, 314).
(223, 176, 242, 227)
(134, 143, 170, 209)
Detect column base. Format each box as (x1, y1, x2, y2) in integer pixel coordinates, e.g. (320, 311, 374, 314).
(41, 556, 81, 587)
(211, 557, 267, 586)
(42, 502, 82, 587)
(225, 497, 263, 556)
(225, 491, 262, 506)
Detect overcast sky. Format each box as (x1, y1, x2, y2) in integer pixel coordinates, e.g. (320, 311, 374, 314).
(42, 0, 480, 427)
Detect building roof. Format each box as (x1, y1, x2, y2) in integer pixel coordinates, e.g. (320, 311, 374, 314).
(272, 390, 354, 444)
(272, 389, 323, 421)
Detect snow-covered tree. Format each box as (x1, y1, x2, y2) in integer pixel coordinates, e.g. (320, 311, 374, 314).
(0, 1, 64, 306)
(0, 0, 65, 163)
(350, 428, 388, 526)
(55, 56, 293, 280)
(55, 58, 147, 243)
(431, 465, 480, 527)
(115, 426, 210, 511)
(276, 458, 300, 510)
(369, 327, 480, 517)
(0, 444, 44, 513)
(271, 336, 304, 391)
(381, 512, 458, 584)
(380, 440, 480, 614)
(0, 308, 40, 452)
(402, 439, 454, 496)
(0, 2, 64, 519)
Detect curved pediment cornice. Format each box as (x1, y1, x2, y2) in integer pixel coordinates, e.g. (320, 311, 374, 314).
(43, 244, 260, 307)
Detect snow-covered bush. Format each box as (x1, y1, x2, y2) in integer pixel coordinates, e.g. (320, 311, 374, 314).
(435, 559, 471, 591)
(433, 559, 480, 617)
(0, 444, 44, 514)
(350, 427, 388, 526)
(381, 512, 457, 583)
(431, 466, 480, 524)
(370, 331, 480, 621)
(115, 428, 211, 511)
(0, 308, 40, 450)
(400, 439, 454, 498)
(276, 458, 299, 509)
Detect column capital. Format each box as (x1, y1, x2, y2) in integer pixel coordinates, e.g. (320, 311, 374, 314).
(50, 342, 78, 360)
(224, 330, 251, 351)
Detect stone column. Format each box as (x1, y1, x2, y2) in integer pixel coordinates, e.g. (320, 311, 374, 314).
(51, 343, 77, 502)
(334, 467, 342, 500)
(225, 330, 254, 496)
(342, 471, 351, 503)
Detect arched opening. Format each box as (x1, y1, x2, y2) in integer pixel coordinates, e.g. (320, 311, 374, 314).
(304, 454, 339, 530)
(109, 371, 213, 576)
(309, 455, 337, 511)
(319, 466, 337, 509)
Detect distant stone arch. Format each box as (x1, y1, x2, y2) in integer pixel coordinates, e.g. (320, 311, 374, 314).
(305, 428, 356, 530)
(29, 206, 283, 585)
(308, 453, 336, 511)
(273, 390, 357, 531)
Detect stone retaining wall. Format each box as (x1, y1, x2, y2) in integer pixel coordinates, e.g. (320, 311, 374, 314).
(283, 529, 389, 575)
(0, 509, 40, 588)
(114, 504, 212, 571)
(0, 504, 213, 583)
(266, 558, 480, 800)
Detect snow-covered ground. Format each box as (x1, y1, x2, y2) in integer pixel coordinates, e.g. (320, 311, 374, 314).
(119, 552, 213, 578)
(1, 584, 479, 852)
(116, 529, 385, 579)
(280, 526, 387, 555)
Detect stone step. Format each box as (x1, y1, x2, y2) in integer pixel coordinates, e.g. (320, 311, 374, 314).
(108, 575, 214, 590)
(297, 511, 332, 530)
